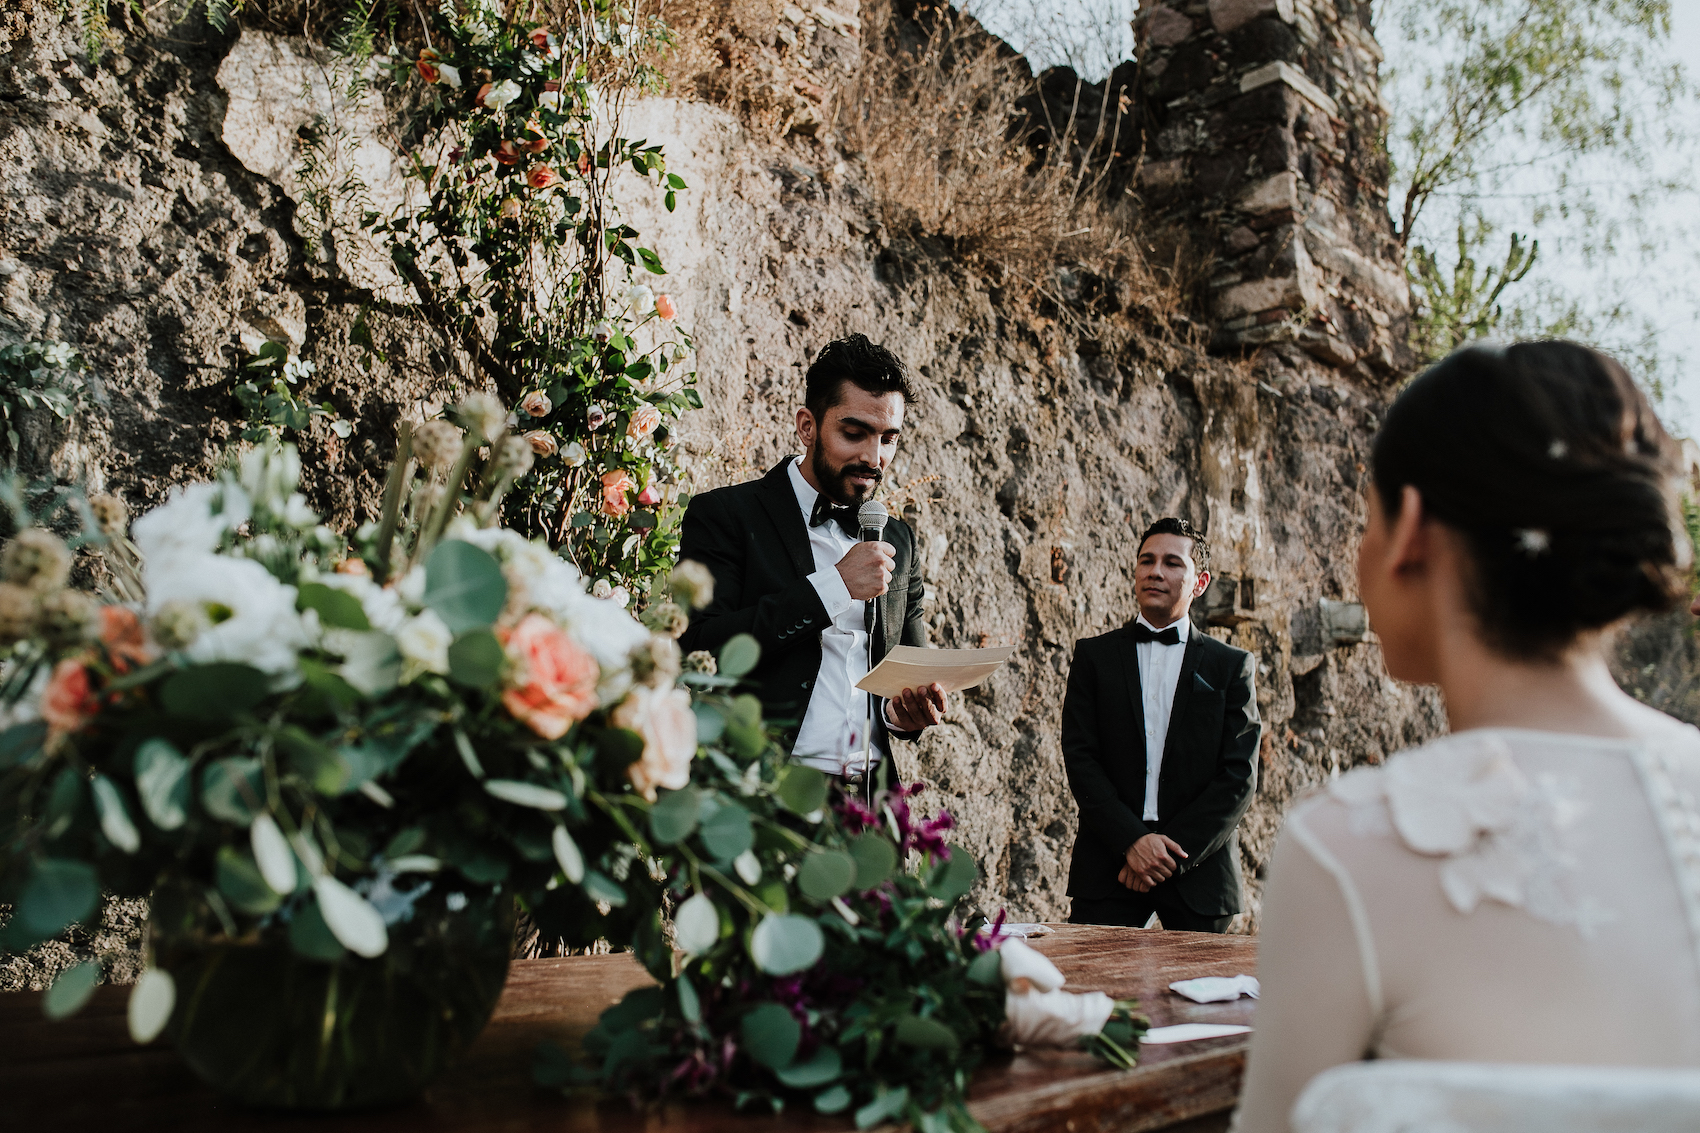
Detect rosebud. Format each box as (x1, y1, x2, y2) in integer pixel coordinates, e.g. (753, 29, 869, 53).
(523, 118, 549, 153)
(523, 429, 559, 457)
(636, 483, 662, 507)
(592, 578, 613, 600)
(416, 49, 440, 84)
(577, 151, 593, 178)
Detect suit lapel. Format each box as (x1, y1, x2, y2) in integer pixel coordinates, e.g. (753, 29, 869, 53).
(1160, 632, 1206, 789)
(1117, 629, 1149, 779)
(755, 459, 815, 578)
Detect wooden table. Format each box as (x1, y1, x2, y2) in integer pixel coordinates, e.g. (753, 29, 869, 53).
(0, 925, 1256, 1133)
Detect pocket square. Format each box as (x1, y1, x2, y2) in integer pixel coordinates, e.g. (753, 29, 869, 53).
(1193, 672, 1216, 692)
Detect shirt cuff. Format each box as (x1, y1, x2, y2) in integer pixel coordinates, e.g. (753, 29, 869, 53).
(807, 565, 857, 619)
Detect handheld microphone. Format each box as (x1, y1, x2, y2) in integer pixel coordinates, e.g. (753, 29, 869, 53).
(857, 499, 889, 544)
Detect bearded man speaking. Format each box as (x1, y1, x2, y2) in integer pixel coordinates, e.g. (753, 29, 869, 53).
(677, 335, 946, 777)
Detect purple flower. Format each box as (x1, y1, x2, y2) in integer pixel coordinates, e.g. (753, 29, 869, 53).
(972, 908, 1009, 953)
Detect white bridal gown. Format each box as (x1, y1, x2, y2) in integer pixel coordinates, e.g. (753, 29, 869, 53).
(1233, 716, 1700, 1133)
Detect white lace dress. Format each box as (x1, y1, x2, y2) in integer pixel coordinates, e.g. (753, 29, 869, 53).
(1233, 721, 1700, 1133)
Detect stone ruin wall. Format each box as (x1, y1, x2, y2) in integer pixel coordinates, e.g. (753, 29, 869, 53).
(3, 0, 1693, 986)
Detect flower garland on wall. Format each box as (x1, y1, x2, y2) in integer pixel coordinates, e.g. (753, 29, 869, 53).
(369, 0, 696, 603)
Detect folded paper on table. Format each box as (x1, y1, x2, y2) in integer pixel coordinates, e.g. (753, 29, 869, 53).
(855, 645, 1017, 699)
(996, 923, 1055, 938)
(1142, 1023, 1252, 1044)
(1169, 974, 1260, 1003)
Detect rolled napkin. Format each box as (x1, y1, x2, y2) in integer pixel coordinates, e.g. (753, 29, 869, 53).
(1004, 986, 1116, 1046)
(1000, 937, 1066, 994)
(1168, 974, 1260, 1003)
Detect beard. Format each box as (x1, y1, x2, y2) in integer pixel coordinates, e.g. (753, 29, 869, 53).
(810, 444, 883, 506)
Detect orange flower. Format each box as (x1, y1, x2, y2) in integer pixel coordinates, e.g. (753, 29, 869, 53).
(577, 151, 593, 178)
(41, 659, 98, 736)
(493, 140, 524, 166)
(499, 614, 599, 740)
(654, 294, 677, 321)
(600, 469, 636, 517)
(337, 558, 371, 576)
(527, 165, 562, 190)
(416, 49, 440, 84)
(98, 606, 153, 673)
(529, 27, 554, 51)
(522, 118, 549, 154)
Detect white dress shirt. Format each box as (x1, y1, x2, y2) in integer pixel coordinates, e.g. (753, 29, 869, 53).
(787, 458, 883, 775)
(1134, 612, 1190, 821)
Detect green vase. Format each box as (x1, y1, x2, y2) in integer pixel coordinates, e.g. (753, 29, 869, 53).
(148, 878, 514, 1110)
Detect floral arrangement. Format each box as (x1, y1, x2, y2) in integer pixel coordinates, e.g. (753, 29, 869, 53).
(0, 397, 706, 1104)
(367, 0, 697, 602)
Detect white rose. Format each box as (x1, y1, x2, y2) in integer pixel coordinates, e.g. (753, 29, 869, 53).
(592, 579, 612, 600)
(145, 554, 309, 678)
(282, 493, 317, 528)
(563, 441, 587, 467)
(484, 79, 522, 109)
(1002, 988, 1115, 1047)
(395, 610, 453, 677)
(395, 565, 427, 606)
(626, 283, 655, 315)
(437, 63, 461, 89)
(613, 684, 696, 800)
(610, 585, 630, 609)
(132, 482, 251, 563)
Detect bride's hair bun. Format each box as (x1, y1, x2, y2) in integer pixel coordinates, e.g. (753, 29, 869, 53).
(1371, 340, 1687, 660)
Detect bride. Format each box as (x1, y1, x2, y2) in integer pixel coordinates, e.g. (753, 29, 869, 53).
(1233, 341, 1700, 1131)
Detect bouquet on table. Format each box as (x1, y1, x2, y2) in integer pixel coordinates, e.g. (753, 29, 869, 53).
(0, 396, 689, 1107)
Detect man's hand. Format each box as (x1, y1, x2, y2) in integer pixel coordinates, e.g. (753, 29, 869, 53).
(1120, 833, 1188, 892)
(836, 541, 894, 600)
(887, 682, 946, 733)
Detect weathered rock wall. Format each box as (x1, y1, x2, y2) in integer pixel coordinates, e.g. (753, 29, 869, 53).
(1, 0, 1453, 997)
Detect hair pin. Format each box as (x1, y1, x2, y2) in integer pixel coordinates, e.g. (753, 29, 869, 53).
(1514, 528, 1551, 556)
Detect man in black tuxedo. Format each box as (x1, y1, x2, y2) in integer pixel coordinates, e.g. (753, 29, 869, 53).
(677, 335, 946, 775)
(1062, 518, 1261, 933)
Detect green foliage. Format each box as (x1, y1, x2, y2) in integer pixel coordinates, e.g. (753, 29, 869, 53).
(233, 342, 350, 441)
(0, 340, 88, 464)
(1384, 0, 1694, 365)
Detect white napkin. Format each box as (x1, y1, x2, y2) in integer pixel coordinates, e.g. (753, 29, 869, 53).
(1168, 974, 1260, 1003)
(1142, 1023, 1252, 1044)
(996, 923, 1055, 938)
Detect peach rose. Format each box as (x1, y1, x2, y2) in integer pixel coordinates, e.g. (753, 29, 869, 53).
(499, 614, 599, 740)
(522, 118, 549, 154)
(529, 27, 553, 51)
(99, 606, 154, 673)
(636, 483, 662, 508)
(577, 151, 593, 178)
(600, 470, 636, 517)
(527, 165, 562, 190)
(614, 684, 697, 800)
(337, 558, 371, 576)
(41, 659, 98, 735)
(524, 430, 559, 457)
(655, 294, 677, 321)
(627, 404, 662, 440)
(499, 196, 522, 221)
(519, 390, 552, 417)
(494, 140, 523, 166)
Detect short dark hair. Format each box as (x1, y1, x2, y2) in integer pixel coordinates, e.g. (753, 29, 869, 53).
(1138, 517, 1210, 571)
(804, 335, 915, 420)
(1371, 340, 1684, 660)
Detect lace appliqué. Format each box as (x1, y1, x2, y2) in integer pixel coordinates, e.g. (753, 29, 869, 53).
(1328, 734, 1606, 933)
(1631, 742, 1700, 986)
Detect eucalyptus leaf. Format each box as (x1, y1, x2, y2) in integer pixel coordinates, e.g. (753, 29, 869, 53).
(895, 1013, 959, 1051)
(740, 1001, 801, 1070)
(814, 1085, 853, 1115)
(775, 1044, 842, 1088)
(855, 1087, 910, 1130)
(313, 875, 388, 957)
(0, 720, 46, 770)
(718, 633, 760, 678)
(484, 779, 568, 810)
(583, 869, 627, 907)
(133, 739, 189, 830)
(776, 765, 828, 816)
(649, 786, 700, 844)
(250, 814, 297, 895)
(215, 845, 282, 915)
(673, 892, 721, 955)
(297, 581, 371, 630)
(287, 897, 347, 962)
(43, 960, 101, 1020)
(200, 758, 264, 825)
(677, 972, 702, 1024)
(798, 850, 856, 902)
(423, 540, 508, 632)
(967, 947, 1004, 986)
(698, 800, 754, 860)
(91, 776, 140, 853)
(849, 833, 898, 888)
(447, 629, 505, 688)
(161, 663, 269, 719)
(925, 845, 979, 903)
(552, 825, 585, 883)
(127, 968, 175, 1043)
(749, 913, 823, 976)
(12, 858, 99, 947)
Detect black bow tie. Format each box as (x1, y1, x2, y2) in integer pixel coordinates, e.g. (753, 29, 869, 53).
(809, 496, 860, 538)
(1130, 623, 1181, 646)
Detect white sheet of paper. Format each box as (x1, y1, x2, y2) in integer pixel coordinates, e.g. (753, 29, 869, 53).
(855, 645, 1017, 698)
(1142, 1024, 1253, 1044)
(1168, 975, 1261, 1003)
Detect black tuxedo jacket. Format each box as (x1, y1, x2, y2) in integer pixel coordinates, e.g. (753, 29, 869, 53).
(677, 459, 927, 740)
(1061, 624, 1261, 915)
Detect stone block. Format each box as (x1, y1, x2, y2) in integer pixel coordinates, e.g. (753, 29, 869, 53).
(1145, 6, 1195, 47)
(1319, 598, 1367, 646)
(1214, 275, 1304, 321)
(1239, 60, 1339, 119)
(1237, 171, 1300, 215)
(1226, 226, 1262, 253)
(1138, 158, 1188, 197)
(1209, 0, 1294, 35)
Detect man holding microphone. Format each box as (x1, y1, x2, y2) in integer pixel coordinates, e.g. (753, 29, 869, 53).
(677, 335, 947, 777)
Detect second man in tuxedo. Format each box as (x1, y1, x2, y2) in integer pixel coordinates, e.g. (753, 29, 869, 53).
(1061, 518, 1261, 932)
(677, 335, 946, 777)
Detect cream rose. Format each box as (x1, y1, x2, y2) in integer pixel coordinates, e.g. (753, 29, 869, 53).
(613, 684, 695, 800)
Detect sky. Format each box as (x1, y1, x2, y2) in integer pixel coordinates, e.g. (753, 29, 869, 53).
(970, 1, 1700, 438)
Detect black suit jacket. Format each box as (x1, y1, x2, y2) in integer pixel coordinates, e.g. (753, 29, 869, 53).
(1061, 625, 1261, 915)
(677, 459, 927, 740)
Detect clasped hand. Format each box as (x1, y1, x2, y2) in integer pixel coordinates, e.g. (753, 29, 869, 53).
(1120, 833, 1188, 892)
